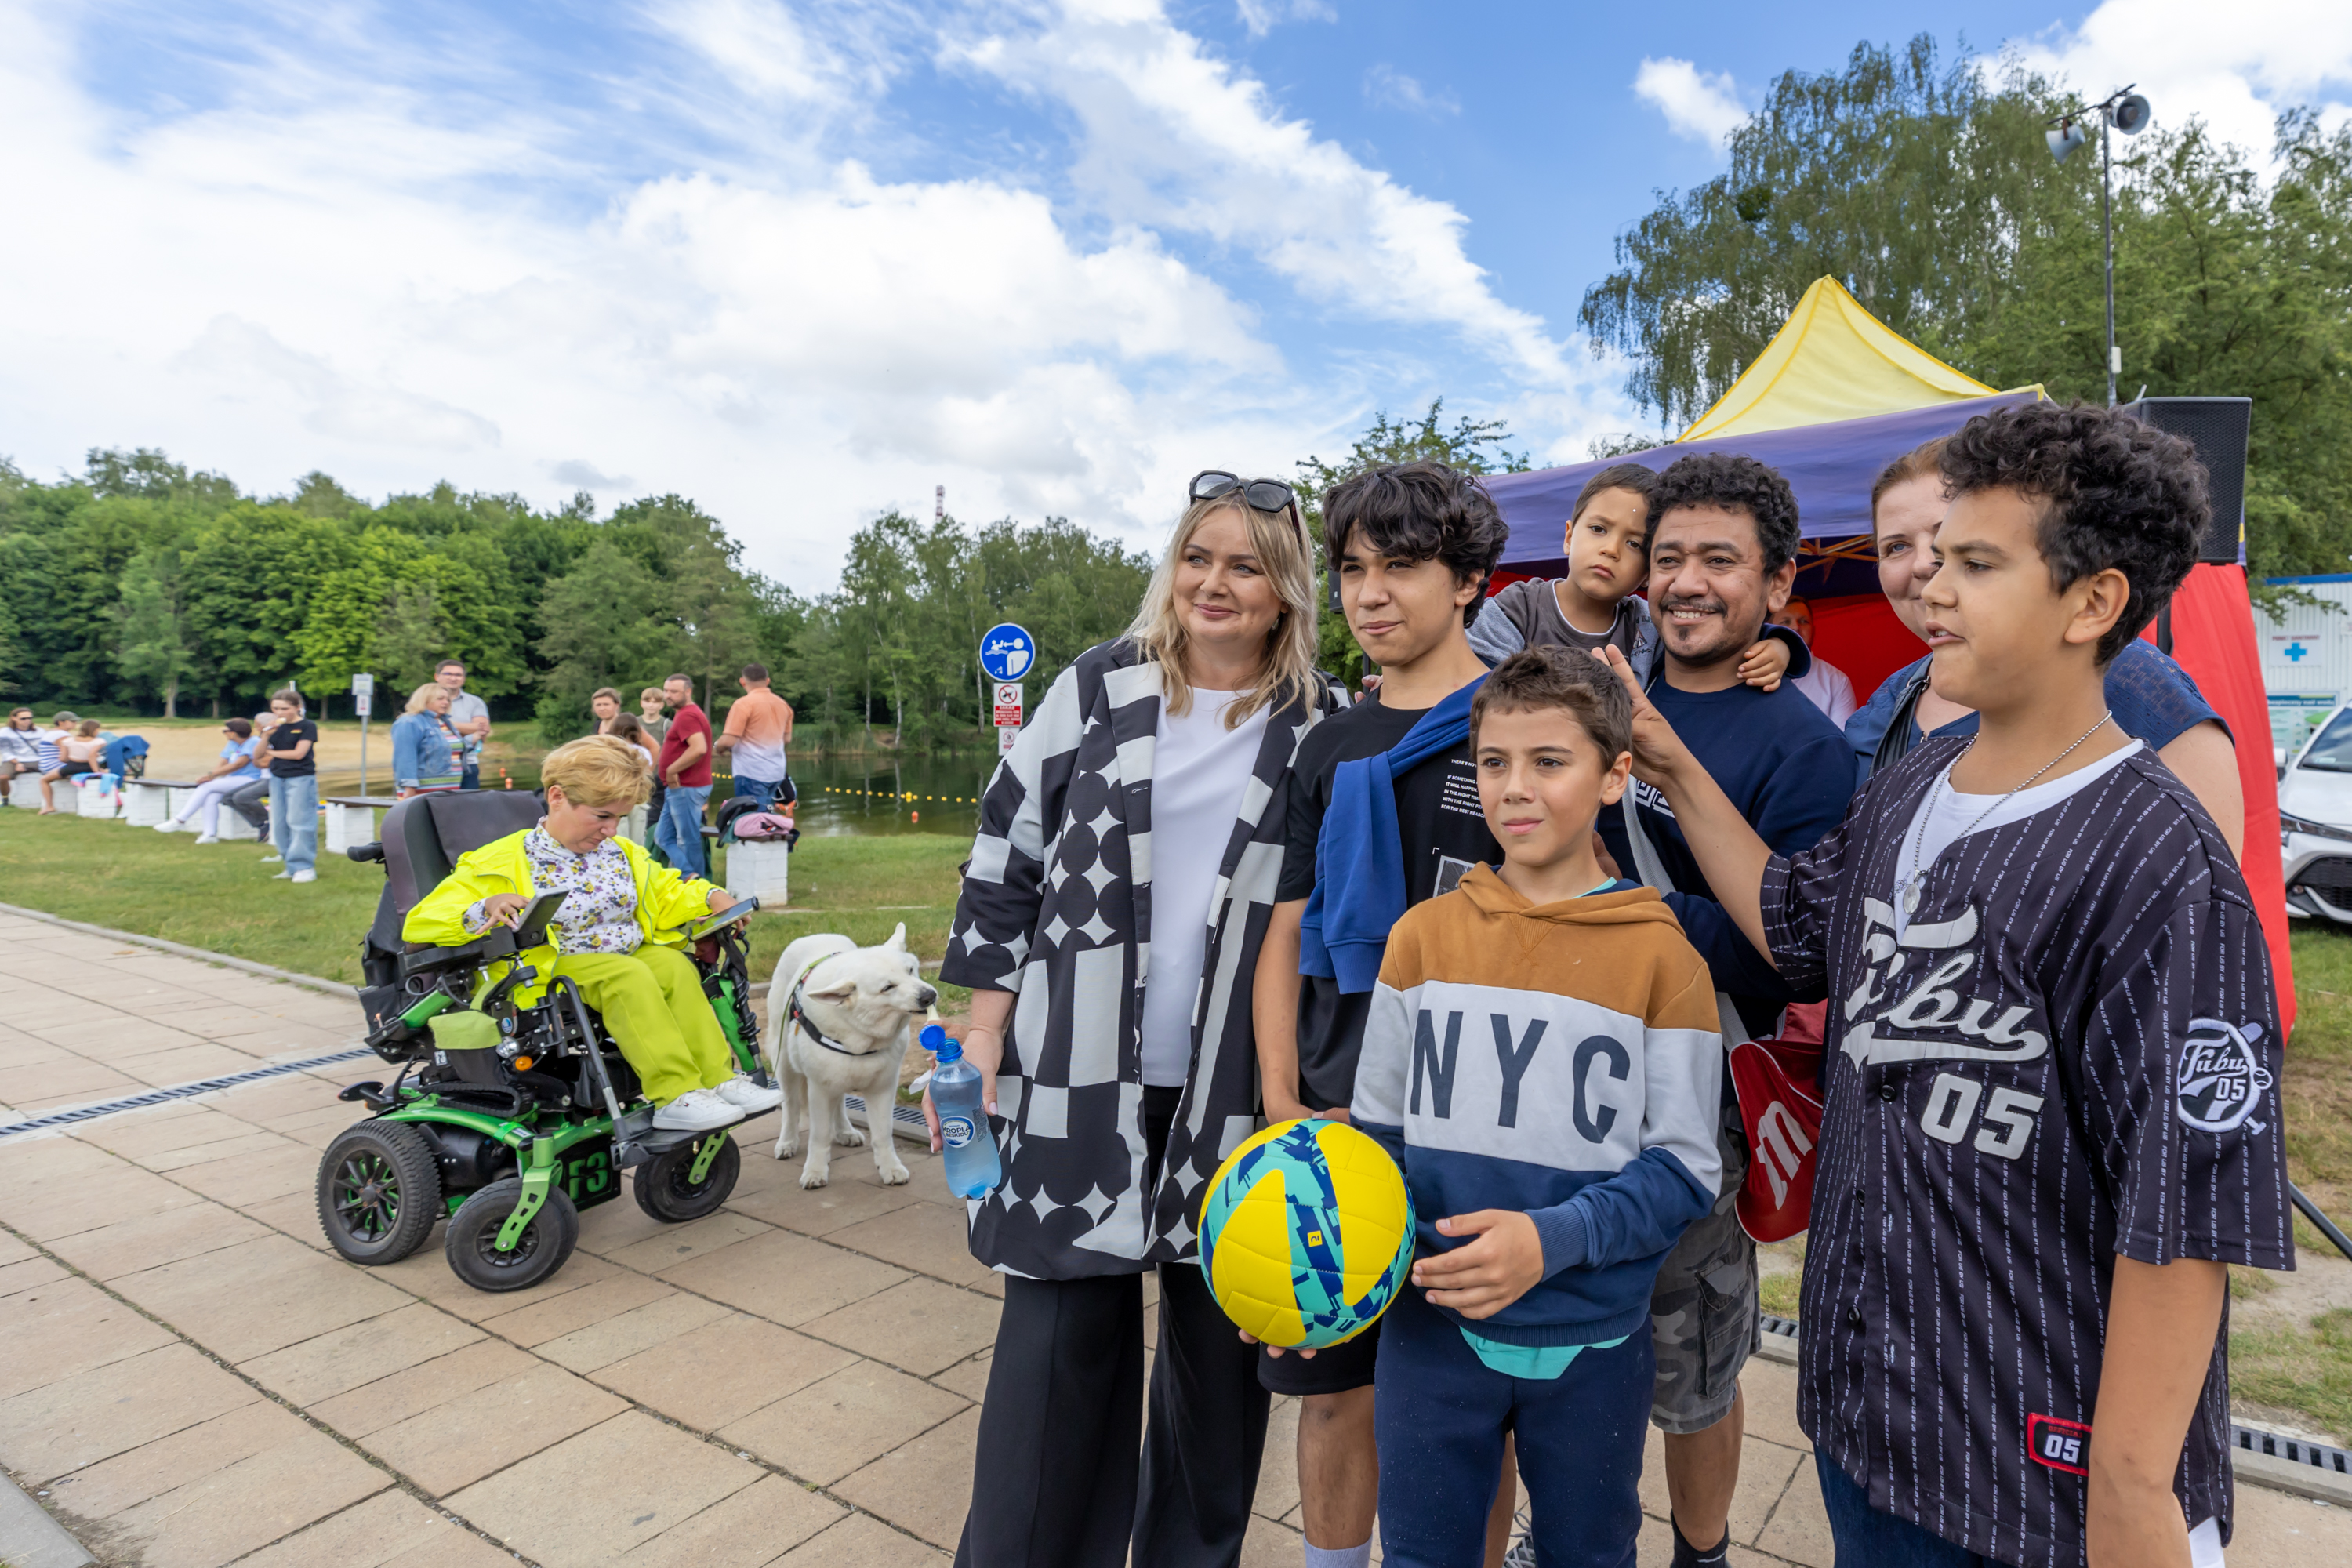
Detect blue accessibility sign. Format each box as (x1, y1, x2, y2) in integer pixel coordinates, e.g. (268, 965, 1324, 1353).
(979, 623, 1036, 682)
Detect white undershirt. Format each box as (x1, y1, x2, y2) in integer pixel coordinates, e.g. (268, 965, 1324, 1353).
(1140, 689, 1268, 1087)
(1889, 741, 2143, 940)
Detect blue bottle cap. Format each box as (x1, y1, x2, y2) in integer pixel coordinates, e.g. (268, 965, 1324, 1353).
(922, 1024, 957, 1061)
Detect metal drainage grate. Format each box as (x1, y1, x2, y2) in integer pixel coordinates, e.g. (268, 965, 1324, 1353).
(844, 1092, 934, 1143)
(1761, 1312, 1798, 1339)
(2234, 1425, 2352, 1476)
(0, 1048, 376, 1141)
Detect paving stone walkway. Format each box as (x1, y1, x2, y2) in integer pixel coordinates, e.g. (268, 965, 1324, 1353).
(2, 908, 2349, 1566)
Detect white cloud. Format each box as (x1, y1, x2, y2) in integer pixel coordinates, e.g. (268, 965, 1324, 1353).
(0, 0, 1620, 584)
(177, 318, 503, 452)
(1363, 64, 1457, 118)
(952, 0, 1573, 386)
(1633, 56, 1747, 147)
(2005, 0, 2352, 160)
(551, 459, 635, 490)
(1234, 0, 1335, 40)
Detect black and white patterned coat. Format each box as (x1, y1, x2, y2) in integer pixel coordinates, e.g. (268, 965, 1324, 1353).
(943, 637, 1344, 1279)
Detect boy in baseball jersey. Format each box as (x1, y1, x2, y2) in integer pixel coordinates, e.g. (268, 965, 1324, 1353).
(1605, 401, 2292, 1567)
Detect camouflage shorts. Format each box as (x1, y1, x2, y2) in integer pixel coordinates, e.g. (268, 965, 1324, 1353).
(1649, 1097, 1758, 1434)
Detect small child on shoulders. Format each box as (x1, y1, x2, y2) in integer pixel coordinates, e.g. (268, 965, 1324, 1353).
(1470, 461, 1806, 690)
(1348, 644, 1724, 1566)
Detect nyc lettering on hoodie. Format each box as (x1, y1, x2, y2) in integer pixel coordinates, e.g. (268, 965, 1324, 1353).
(1352, 866, 1723, 1350)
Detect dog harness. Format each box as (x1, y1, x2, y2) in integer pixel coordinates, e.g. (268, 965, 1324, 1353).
(787, 960, 863, 1055)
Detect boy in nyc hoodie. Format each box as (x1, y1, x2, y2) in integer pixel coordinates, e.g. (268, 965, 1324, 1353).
(1351, 645, 1722, 1567)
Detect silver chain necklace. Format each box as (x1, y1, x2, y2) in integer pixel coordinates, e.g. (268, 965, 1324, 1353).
(1901, 711, 2114, 916)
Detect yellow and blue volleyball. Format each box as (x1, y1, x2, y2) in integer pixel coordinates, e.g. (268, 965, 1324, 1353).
(1198, 1118, 1414, 1349)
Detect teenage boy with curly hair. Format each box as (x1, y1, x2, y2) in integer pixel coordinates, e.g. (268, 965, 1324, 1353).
(1606, 401, 2292, 1568)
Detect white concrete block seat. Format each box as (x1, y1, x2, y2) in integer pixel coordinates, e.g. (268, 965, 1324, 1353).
(122, 778, 195, 827)
(325, 796, 397, 855)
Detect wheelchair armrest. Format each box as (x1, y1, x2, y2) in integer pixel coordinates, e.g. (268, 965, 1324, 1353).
(347, 842, 385, 863)
(399, 927, 517, 978)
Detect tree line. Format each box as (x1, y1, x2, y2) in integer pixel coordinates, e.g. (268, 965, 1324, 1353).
(1579, 36, 2352, 588)
(0, 450, 1153, 750)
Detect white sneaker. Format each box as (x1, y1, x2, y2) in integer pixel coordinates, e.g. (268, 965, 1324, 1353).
(260, 852, 283, 863)
(652, 1087, 737, 1131)
(192, 833, 219, 845)
(290, 869, 316, 884)
(271, 869, 292, 880)
(154, 821, 180, 833)
(716, 1075, 783, 1112)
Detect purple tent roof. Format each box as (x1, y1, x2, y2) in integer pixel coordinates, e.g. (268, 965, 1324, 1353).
(1484, 390, 2038, 578)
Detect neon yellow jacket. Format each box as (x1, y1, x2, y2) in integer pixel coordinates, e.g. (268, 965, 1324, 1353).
(401, 829, 717, 1004)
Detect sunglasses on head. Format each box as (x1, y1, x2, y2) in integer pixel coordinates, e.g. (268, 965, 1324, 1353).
(1190, 471, 1300, 524)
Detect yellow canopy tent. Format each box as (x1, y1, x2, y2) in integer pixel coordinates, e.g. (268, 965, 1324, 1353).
(1677, 275, 2014, 441)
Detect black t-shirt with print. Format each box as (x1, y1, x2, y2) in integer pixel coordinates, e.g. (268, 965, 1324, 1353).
(267, 718, 319, 778)
(1276, 691, 1500, 1112)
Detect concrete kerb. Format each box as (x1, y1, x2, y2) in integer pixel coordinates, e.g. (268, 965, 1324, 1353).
(0, 1467, 95, 1568)
(0, 899, 356, 1000)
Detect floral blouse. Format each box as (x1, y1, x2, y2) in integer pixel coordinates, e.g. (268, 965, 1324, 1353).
(464, 825, 641, 955)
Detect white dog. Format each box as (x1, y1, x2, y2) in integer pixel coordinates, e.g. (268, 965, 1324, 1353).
(768, 924, 938, 1189)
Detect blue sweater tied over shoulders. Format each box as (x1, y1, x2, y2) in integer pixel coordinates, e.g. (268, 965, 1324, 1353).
(1298, 677, 1484, 993)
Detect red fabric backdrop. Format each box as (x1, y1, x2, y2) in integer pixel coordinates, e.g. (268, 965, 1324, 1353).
(1806, 593, 1926, 704)
(2141, 565, 2296, 1037)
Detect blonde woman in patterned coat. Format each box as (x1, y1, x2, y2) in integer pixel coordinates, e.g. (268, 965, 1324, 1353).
(929, 474, 1345, 1568)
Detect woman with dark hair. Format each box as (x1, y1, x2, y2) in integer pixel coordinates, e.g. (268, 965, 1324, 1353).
(932, 470, 1345, 1568)
(1846, 437, 2246, 853)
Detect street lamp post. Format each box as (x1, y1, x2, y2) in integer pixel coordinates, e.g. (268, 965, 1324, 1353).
(2047, 87, 2153, 407)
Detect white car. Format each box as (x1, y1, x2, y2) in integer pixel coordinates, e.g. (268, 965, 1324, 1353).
(2278, 703, 2352, 923)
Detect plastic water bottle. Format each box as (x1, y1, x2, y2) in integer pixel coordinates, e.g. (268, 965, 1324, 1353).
(927, 1025, 1003, 1199)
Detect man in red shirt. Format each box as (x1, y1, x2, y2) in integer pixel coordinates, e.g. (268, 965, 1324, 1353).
(655, 673, 714, 876)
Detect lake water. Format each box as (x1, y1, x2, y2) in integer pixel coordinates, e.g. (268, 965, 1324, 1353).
(457, 749, 999, 840)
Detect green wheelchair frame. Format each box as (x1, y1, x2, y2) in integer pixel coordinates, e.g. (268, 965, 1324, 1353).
(318, 799, 773, 1292)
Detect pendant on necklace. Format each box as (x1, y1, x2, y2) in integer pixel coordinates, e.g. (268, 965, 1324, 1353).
(1902, 878, 1922, 916)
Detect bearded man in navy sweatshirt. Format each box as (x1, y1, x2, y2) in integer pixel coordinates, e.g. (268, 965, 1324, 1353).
(1593, 453, 1854, 1568)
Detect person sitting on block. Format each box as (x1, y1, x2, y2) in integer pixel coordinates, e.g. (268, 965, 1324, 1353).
(403, 735, 782, 1133)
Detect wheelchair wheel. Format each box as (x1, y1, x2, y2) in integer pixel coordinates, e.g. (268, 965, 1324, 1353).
(633, 1134, 740, 1223)
(445, 1178, 579, 1292)
(318, 1122, 441, 1265)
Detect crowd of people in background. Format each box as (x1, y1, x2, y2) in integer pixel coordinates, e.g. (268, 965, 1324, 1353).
(2, 653, 806, 890)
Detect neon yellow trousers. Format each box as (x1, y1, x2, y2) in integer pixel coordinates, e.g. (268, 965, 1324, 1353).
(551, 946, 734, 1106)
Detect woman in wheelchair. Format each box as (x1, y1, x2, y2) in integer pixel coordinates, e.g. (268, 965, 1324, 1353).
(402, 735, 784, 1133)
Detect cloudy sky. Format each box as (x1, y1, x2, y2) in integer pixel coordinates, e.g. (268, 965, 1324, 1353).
(2, 0, 2347, 588)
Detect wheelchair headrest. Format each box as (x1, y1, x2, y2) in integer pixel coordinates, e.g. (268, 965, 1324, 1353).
(381, 790, 546, 916)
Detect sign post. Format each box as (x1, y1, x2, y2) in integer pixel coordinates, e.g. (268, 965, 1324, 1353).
(351, 673, 374, 795)
(980, 624, 1034, 757)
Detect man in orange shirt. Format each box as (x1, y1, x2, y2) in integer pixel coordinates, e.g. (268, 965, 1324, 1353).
(716, 662, 793, 811)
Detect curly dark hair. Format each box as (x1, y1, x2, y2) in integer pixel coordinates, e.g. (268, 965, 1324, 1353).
(1322, 461, 1510, 627)
(1937, 401, 2208, 665)
(1646, 453, 1802, 575)
(1471, 644, 1633, 761)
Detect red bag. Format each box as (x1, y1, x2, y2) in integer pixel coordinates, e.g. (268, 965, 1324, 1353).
(1730, 1016, 1826, 1243)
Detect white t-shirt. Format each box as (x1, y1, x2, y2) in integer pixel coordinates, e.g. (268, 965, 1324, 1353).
(1889, 740, 2143, 940)
(1792, 657, 1859, 728)
(1139, 689, 1269, 1088)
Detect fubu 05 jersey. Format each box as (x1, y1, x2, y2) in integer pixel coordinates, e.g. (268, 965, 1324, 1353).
(1759, 738, 2290, 1568)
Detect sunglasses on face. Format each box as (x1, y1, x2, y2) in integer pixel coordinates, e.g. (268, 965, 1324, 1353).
(1190, 471, 1301, 524)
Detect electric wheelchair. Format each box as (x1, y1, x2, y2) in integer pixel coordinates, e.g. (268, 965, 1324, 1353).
(315, 791, 771, 1291)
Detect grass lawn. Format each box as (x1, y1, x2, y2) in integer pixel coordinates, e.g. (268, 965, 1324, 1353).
(0, 806, 971, 1002)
